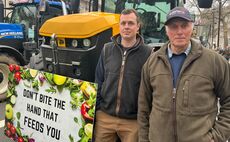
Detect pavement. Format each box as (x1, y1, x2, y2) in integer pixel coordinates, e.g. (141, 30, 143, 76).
(0, 101, 14, 142)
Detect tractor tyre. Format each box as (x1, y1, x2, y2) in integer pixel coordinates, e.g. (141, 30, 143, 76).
(0, 53, 19, 101)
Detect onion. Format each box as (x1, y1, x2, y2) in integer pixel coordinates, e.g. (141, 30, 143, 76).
(39, 74, 45, 83)
(28, 138, 35, 142)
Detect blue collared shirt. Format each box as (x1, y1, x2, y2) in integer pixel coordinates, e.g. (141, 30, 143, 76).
(167, 42, 191, 87)
(167, 42, 191, 58)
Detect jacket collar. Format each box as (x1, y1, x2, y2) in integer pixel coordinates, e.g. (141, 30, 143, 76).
(111, 33, 144, 50)
(158, 38, 203, 58)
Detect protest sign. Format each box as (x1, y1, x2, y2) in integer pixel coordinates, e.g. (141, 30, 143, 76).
(5, 65, 97, 142)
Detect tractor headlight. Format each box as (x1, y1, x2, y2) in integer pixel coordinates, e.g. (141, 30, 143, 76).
(38, 36, 45, 46)
(72, 39, 78, 47)
(83, 39, 91, 47)
(47, 64, 54, 72)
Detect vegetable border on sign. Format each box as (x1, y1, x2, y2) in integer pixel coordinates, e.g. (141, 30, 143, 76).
(5, 65, 97, 142)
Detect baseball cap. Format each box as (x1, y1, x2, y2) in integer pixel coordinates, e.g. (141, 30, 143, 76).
(165, 7, 193, 25)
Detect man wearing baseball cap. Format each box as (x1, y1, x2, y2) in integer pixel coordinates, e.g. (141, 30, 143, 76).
(165, 7, 193, 25)
(138, 7, 230, 142)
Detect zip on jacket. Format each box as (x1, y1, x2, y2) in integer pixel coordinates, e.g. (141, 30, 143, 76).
(172, 88, 177, 142)
(116, 50, 127, 115)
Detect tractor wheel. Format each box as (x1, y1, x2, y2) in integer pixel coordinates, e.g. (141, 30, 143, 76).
(0, 54, 19, 101)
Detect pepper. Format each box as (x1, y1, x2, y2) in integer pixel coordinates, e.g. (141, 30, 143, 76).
(80, 82, 96, 98)
(81, 102, 94, 122)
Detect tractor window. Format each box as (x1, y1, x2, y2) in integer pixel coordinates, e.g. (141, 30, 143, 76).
(104, 0, 171, 44)
(40, 6, 63, 25)
(10, 4, 36, 29)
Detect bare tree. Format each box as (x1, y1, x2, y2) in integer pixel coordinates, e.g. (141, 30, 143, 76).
(186, 0, 230, 48)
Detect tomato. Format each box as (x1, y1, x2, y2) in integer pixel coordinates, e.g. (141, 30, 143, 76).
(9, 64, 15, 72)
(14, 72, 21, 83)
(10, 126, 16, 135)
(6, 122, 12, 129)
(18, 137, 24, 142)
(5, 129, 11, 137)
(15, 65, 20, 71)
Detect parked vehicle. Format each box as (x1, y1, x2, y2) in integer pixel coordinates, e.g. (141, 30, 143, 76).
(0, 0, 68, 100)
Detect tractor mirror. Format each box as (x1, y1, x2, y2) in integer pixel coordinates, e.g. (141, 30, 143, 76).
(198, 0, 213, 8)
(70, 0, 80, 13)
(0, 0, 3, 22)
(39, 0, 49, 14)
(39, 0, 46, 12)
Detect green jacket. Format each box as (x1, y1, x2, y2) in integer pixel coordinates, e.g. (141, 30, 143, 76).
(138, 38, 230, 142)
